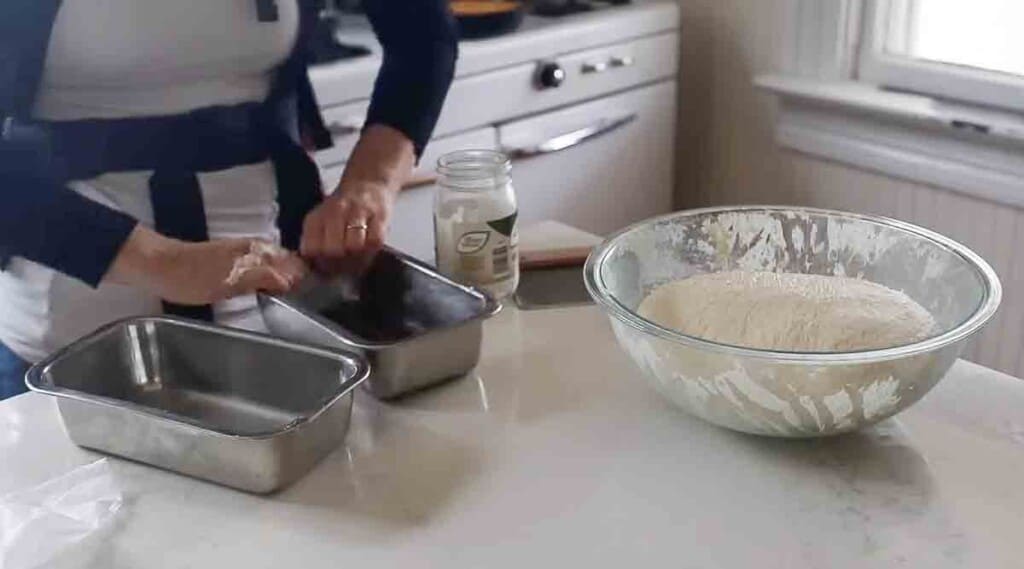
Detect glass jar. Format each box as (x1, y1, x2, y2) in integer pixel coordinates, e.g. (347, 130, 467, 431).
(434, 150, 520, 299)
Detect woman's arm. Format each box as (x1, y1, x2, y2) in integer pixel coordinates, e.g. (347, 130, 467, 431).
(361, 0, 459, 157)
(0, 169, 306, 303)
(107, 225, 307, 305)
(300, 124, 414, 272)
(0, 150, 137, 287)
(0, 0, 307, 302)
(1, 142, 305, 304)
(299, 0, 458, 268)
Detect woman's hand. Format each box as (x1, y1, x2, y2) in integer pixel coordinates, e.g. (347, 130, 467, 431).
(300, 178, 396, 274)
(106, 226, 308, 305)
(300, 124, 415, 274)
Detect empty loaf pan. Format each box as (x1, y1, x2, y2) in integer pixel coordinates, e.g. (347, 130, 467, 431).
(26, 317, 369, 494)
(259, 248, 501, 400)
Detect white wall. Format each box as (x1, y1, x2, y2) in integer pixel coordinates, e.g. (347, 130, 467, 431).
(675, 0, 1024, 376)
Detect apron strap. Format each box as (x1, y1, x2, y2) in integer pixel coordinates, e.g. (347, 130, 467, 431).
(148, 169, 215, 321)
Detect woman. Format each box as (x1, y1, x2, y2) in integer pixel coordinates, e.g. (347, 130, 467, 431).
(0, 0, 458, 399)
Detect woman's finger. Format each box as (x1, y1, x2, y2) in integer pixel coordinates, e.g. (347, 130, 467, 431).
(319, 199, 354, 259)
(365, 216, 387, 253)
(342, 217, 385, 277)
(323, 216, 348, 259)
(300, 212, 326, 259)
(268, 252, 309, 286)
(343, 212, 370, 255)
(226, 265, 292, 297)
(224, 238, 256, 258)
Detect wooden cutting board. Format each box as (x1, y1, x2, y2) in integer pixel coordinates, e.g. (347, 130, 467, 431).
(515, 222, 601, 309)
(519, 245, 593, 271)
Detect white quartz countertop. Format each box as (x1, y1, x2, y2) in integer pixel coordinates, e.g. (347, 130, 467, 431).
(3, 307, 1024, 568)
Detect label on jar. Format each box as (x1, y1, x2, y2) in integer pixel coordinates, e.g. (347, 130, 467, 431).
(448, 211, 519, 286)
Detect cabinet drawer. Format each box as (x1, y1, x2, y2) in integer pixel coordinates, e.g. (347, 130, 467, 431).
(496, 80, 677, 235)
(433, 31, 678, 138)
(312, 32, 677, 166)
(314, 100, 370, 169)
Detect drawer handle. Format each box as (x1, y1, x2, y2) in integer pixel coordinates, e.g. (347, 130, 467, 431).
(581, 61, 609, 74)
(503, 114, 637, 160)
(326, 118, 363, 137)
(609, 55, 634, 68)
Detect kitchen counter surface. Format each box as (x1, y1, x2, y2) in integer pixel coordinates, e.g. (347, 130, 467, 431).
(3, 306, 1024, 568)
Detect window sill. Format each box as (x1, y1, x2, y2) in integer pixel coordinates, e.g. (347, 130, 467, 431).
(755, 74, 1024, 208)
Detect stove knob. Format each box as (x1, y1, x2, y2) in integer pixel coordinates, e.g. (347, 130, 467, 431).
(536, 62, 566, 89)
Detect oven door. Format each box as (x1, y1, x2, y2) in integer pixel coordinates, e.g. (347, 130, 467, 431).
(497, 79, 677, 236)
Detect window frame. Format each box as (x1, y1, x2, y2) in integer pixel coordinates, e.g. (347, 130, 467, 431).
(858, 0, 1024, 113)
(756, 0, 1024, 209)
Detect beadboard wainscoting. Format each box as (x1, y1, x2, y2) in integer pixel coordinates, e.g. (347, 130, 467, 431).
(675, 0, 1024, 377)
(704, 153, 1022, 376)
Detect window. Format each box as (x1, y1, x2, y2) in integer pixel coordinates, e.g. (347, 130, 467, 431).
(756, 0, 1024, 210)
(860, 0, 1024, 112)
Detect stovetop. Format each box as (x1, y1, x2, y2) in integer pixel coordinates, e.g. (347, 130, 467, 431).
(310, 0, 637, 65)
(531, 0, 633, 17)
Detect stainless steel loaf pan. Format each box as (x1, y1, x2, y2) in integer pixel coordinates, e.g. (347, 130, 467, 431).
(25, 317, 369, 494)
(259, 248, 500, 400)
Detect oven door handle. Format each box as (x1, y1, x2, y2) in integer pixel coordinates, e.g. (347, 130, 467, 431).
(502, 113, 637, 160)
(325, 117, 364, 137)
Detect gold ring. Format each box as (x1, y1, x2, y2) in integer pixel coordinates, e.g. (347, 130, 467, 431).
(346, 223, 368, 231)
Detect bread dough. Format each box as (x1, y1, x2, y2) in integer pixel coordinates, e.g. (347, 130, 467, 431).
(638, 271, 936, 352)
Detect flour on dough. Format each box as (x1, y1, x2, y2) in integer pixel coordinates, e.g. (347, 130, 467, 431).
(638, 271, 936, 352)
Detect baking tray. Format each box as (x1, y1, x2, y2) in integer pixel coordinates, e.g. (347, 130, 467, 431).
(259, 248, 501, 400)
(25, 317, 369, 494)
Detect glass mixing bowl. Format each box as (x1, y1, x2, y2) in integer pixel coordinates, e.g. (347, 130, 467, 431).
(585, 206, 1001, 437)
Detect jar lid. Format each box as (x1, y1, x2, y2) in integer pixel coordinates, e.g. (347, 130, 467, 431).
(437, 150, 511, 182)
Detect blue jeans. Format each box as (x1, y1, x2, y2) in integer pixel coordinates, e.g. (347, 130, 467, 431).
(0, 341, 29, 401)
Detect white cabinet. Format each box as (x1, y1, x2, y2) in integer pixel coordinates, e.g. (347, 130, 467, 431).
(497, 79, 677, 235)
(433, 32, 679, 138)
(318, 80, 676, 261)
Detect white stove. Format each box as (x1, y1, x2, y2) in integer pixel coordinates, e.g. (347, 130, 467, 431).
(309, 0, 680, 260)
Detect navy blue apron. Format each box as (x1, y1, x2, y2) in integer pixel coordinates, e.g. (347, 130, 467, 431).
(43, 103, 323, 320)
(1, 0, 329, 321)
